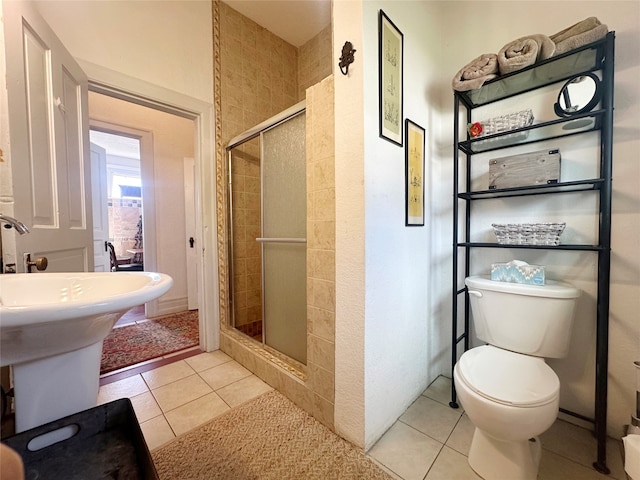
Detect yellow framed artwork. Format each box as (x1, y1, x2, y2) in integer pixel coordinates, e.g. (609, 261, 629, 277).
(379, 10, 403, 146)
(405, 119, 425, 226)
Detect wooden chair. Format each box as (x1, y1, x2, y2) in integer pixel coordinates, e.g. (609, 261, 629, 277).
(107, 242, 144, 272)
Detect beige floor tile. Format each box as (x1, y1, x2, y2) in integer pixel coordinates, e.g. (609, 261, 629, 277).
(98, 375, 149, 404)
(140, 415, 175, 451)
(425, 445, 481, 480)
(422, 375, 455, 408)
(141, 360, 196, 390)
(129, 391, 162, 423)
(185, 350, 233, 372)
(368, 421, 443, 480)
(400, 395, 463, 443)
(198, 360, 252, 391)
(216, 374, 273, 408)
(151, 374, 213, 412)
(540, 419, 626, 479)
(446, 413, 475, 456)
(165, 392, 231, 436)
(539, 448, 616, 480)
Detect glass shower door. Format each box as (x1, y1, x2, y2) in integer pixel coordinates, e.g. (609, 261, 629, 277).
(260, 112, 307, 364)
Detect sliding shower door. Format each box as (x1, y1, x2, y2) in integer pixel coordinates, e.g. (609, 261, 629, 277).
(260, 112, 307, 364)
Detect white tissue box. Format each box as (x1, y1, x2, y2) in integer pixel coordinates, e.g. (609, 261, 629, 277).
(491, 261, 545, 285)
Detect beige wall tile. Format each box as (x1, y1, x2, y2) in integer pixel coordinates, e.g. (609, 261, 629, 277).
(217, 2, 335, 430)
(309, 306, 335, 342)
(309, 362, 334, 401)
(313, 392, 334, 429)
(309, 333, 335, 372)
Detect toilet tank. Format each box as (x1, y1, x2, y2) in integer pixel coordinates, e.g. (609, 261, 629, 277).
(465, 276, 580, 358)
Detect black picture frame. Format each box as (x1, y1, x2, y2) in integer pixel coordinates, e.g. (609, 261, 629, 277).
(378, 10, 403, 146)
(405, 119, 425, 226)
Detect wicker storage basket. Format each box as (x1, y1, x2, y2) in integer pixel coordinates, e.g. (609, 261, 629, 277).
(491, 222, 566, 246)
(477, 109, 534, 137)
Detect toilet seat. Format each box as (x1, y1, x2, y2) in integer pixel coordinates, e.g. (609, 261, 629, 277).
(457, 345, 559, 407)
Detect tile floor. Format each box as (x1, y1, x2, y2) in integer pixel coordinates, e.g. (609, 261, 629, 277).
(99, 353, 628, 480)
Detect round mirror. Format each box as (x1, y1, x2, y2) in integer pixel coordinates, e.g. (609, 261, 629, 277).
(554, 72, 601, 117)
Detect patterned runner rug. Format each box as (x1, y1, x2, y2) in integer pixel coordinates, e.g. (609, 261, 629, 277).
(152, 390, 391, 479)
(100, 310, 199, 374)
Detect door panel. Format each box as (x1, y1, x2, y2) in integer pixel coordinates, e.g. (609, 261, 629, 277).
(184, 157, 199, 310)
(261, 113, 307, 364)
(62, 68, 87, 229)
(4, 1, 92, 272)
(91, 143, 109, 272)
(22, 24, 57, 226)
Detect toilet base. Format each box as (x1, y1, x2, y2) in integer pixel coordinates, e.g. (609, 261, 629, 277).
(468, 428, 542, 480)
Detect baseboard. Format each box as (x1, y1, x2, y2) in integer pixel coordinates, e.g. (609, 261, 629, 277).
(156, 296, 189, 316)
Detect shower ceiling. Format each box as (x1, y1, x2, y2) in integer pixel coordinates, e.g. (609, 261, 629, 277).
(223, 0, 331, 47)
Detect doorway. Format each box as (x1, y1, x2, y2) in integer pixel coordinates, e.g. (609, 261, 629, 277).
(88, 92, 201, 369)
(90, 129, 143, 274)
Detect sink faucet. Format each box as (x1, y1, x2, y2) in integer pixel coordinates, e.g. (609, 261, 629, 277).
(0, 214, 30, 235)
(0, 214, 30, 273)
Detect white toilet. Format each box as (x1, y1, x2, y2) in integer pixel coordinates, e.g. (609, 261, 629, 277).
(454, 275, 580, 480)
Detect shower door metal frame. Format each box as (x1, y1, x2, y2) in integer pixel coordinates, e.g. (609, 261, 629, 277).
(225, 102, 306, 349)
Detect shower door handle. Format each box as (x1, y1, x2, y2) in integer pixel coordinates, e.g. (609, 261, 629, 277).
(256, 238, 307, 243)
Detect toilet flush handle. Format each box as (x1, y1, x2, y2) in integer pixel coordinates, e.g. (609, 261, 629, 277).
(467, 289, 483, 298)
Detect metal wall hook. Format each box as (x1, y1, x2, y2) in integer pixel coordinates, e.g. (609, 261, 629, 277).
(339, 41, 356, 75)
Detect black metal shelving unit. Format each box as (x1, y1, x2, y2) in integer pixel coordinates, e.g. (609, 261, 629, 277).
(449, 32, 615, 474)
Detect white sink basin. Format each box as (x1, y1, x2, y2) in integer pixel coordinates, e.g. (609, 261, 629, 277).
(0, 271, 173, 432)
(0, 272, 173, 366)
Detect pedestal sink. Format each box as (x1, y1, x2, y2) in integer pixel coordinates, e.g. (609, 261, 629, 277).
(0, 271, 173, 432)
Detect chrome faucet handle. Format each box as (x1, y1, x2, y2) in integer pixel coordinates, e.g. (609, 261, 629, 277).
(0, 214, 30, 234)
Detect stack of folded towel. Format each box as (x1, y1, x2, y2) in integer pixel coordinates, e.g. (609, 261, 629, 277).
(452, 17, 609, 91)
(550, 17, 609, 56)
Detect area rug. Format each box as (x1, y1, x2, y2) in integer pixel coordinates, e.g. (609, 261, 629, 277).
(100, 310, 199, 374)
(152, 390, 391, 480)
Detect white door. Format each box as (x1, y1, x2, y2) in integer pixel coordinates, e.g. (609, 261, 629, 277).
(3, 1, 92, 273)
(184, 157, 199, 310)
(91, 142, 109, 272)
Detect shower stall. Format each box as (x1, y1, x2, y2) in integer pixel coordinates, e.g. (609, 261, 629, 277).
(226, 101, 307, 364)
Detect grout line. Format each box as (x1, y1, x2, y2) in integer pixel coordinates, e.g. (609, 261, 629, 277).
(422, 443, 446, 480)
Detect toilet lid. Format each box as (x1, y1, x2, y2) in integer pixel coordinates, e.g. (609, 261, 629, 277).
(457, 345, 559, 407)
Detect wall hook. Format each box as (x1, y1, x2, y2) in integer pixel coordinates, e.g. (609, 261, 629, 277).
(339, 41, 356, 75)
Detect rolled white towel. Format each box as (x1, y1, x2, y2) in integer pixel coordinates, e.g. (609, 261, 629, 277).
(451, 53, 499, 92)
(497, 34, 555, 75)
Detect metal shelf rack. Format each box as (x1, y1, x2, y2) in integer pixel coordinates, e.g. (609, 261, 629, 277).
(449, 32, 615, 474)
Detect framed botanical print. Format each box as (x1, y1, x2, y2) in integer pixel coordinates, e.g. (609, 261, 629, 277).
(405, 119, 425, 226)
(379, 10, 403, 146)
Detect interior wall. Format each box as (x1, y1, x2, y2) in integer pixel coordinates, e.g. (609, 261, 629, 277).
(89, 92, 195, 314)
(32, 0, 213, 104)
(363, 1, 441, 448)
(333, 0, 367, 448)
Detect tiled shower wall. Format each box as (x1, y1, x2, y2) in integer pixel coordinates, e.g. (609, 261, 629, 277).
(298, 25, 332, 100)
(215, 1, 335, 428)
(229, 140, 262, 331)
(220, 2, 298, 332)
